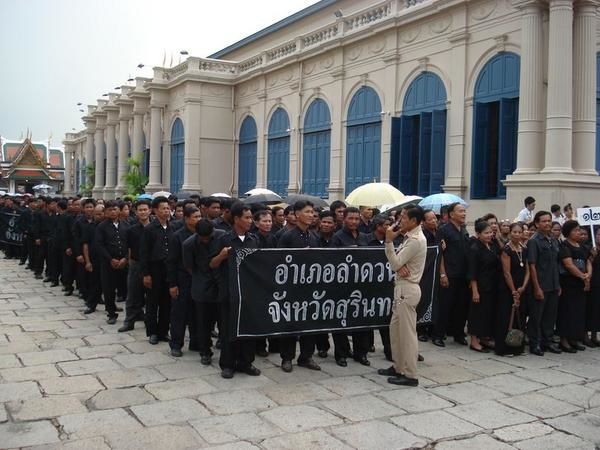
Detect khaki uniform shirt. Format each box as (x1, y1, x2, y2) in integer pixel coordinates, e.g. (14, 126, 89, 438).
(384, 226, 427, 285)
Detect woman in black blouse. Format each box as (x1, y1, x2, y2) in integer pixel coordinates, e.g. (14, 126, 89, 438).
(586, 227, 600, 346)
(467, 219, 501, 352)
(495, 223, 529, 356)
(557, 220, 592, 353)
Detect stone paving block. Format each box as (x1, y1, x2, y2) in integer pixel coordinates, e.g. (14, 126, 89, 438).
(39, 338, 86, 351)
(59, 408, 143, 439)
(58, 358, 121, 375)
(261, 429, 352, 450)
(435, 434, 516, 450)
(202, 373, 275, 391)
(203, 442, 260, 450)
(515, 368, 585, 386)
(391, 410, 482, 441)
(83, 333, 136, 346)
(88, 387, 154, 410)
(113, 351, 174, 368)
(318, 375, 382, 396)
(318, 359, 375, 377)
(0, 404, 7, 422)
(331, 420, 426, 449)
(123, 341, 168, 354)
(96, 367, 165, 388)
(493, 422, 554, 442)
(261, 382, 340, 405)
(515, 431, 595, 450)
(106, 424, 206, 450)
(449, 399, 538, 430)
(18, 349, 78, 366)
(55, 328, 104, 339)
(499, 355, 559, 370)
(198, 388, 277, 414)
(260, 366, 331, 384)
(21, 321, 69, 332)
(0, 363, 60, 381)
(0, 420, 61, 448)
(472, 374, 546, 395)
(419, 363, 480, 384)
(74, 344, 130, 359)
(321, 393, 404, 421)
(0, 353, 21, 368)
(554, 362, 600, 381)
(500, 392, 581, 419)
(145, 378, 217, 401)
(26, 436, 112, 450)
(7, 396, 87, 421)
(375, 387, 453, 413)
(0, 341, 40, 354)
(190, 412, 283, 444)
(461, 358, 519, 376)
(429, 380, 507, 404)
(154, 361, 220, 380)
(39, 375, 104, 395)
(546, 412, 600, 445)
(131, 398, 210, 426)
(260, 405, 343, 432)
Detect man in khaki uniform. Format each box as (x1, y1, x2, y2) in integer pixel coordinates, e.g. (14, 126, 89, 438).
(379, 206, 427, 387)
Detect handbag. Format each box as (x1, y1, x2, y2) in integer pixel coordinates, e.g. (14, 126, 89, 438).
(505, 305, 525, 348)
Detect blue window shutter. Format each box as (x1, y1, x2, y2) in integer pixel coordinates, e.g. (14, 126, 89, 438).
(472, 102, 491, 199)
(399, 115, 418, 194)
(498, 98, 519, 198)
(597, 99, 600, 173)
(389, 117, 402, 189)
(303, 100, 331, 197)
(267, 109, 290, 196)
(418, 112, 432, 196)
(430, 109, 447, 194)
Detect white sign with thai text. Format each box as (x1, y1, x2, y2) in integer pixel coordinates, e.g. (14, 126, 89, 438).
(577, 207, 600, 226)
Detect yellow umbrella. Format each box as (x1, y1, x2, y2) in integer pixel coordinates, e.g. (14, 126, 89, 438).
(345, 182, 405, 208)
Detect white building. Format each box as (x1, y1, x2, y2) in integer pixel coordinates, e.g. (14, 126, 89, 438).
(63, 0, 600, 219)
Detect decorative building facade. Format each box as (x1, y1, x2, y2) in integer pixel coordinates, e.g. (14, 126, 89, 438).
(63, 0, 600, 219)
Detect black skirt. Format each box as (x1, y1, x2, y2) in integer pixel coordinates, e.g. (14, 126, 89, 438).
(586, 287, 600, 332)
(557, 278, 586, 340)
(494, 290, 525, 355)
(468, 290, 496, 337)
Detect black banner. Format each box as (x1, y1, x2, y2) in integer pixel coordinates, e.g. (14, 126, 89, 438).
(0, 211, 24, 246)
(231, 246, 439, 338)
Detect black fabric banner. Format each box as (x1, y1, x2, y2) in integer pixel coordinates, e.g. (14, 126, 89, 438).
(231, 246, 439, 338)
(0, 211, 24, 246)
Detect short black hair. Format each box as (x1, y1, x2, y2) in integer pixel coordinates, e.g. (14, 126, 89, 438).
(330, 200, 346, 212)
(564, 203, 573, 212)
(230, 201, 250, 219)
(283, 205, 293, 216)
(562, 220, 579, 238)
(220, 198, 235, 211)
(551, 204, 561, 213)
(371, 215, 388, 229)
(405, 206, 424, 225)
(343, 206, 360, 217)
(482, 213, 498, 222)
(196, 219, 214, 236)
(134, 199, 151, 209)
(253, 209, 272, 221)
(524, 196, 535, 206)
(82, 198, 96, 207)
(151, 196, 169, 209)
(293, 200, 314, 213)
(272, 206, 284, 215)
(319, 210, 334, 220)
(447, 202, 462, 215)
(57, 200, 68, 211)
(202, 196, 221, 208)
(474, 218, 491, 234)
(183, 205, 199, 217)
(533, 210, 551, 224)
(509, 222, 523, 232)
(105, 200, 119, 209)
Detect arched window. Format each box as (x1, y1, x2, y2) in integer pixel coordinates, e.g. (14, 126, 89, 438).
(238, 116, 257, 196)
(303, 99, 331, 197)
(267, 108, 290, 196)
(170, 118, 185, 193)
(346, 86, 382, 193)
(471, 52, 520, 199)
(391, 72, 447, 195)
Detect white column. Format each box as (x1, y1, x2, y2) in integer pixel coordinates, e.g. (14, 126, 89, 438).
(104, 121, 117, 196)
(63, 145, 75, 196)
(182, 100, 203, 192)
(572, 0, 598, 175)
(542, 0, 574, 174)
(131, 112, 144, 161)
(115, 117, 130, 194)
(84, 131, 94, 168)
(92, 124, 105, 197)
(514, 1, 545, 174)
(146, 105, 163, 192)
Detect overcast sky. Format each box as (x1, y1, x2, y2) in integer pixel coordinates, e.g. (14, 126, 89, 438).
(0, 0, 316, 147)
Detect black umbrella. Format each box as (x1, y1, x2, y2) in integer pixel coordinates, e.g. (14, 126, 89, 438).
(242, 193, 282, 205)
(177, 191, 201, 200)
(284, 194, 329, 208)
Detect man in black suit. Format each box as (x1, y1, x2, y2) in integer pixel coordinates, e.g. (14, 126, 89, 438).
(83, 204, 105, 314)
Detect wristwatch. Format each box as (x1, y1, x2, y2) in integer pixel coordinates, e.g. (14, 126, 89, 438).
(440, 274, 447, 278)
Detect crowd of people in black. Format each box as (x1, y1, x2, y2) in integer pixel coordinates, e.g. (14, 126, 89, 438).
(1, 193, 599, 381)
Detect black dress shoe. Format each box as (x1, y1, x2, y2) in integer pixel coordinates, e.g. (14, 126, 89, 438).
(454, 336, 468, 346)
(215, 339, 222, 349)
(200, 355, 212, 366)
(118, 323, 134, 333)
(317, 350, 328, 358)
(158, 336, 170, 342)
(545, 344, 562, 354)
(418, 334, 429, 342)
(388, 374, 419, 387)
(35, 274, 43, 279)
(106, 316, 117, 325)
(469, 345, 489, 353)
(530, 347, 544, 356)
(570, 342, 585, 351)
(298, 358, 321, 371)
(377, 366, 399, 376)
(336, 357, 347, 367)
(115, 306, 123, 312)
(432, 338, 446, 347)
(241, 365, 261, 376)
(418, 353, 424, 362)
(64, 289, 74, 297)
(149, 335, 159, 345)
(170, 348, 183, 357)
(18, 260, 25, 265)
(221, 368, 234, 379)
(256, 349, 269, 357)
(354, 356, 370, 366)
(369, 346, 376, 353)
(559, 344, 577, 353)
(281, 360, 293, 373)
(83, 307, 96, 314)
(43, 277, 52, 283)
(62, 286, 68, 292)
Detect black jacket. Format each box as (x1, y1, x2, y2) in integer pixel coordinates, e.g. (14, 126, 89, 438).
(140, 220, 173, 276)
(95, 220, 129, 263)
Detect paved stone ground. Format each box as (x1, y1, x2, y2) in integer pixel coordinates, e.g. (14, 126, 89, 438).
(1, 258, 599, 449)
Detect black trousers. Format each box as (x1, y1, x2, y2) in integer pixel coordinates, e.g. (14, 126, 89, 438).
(85, 260, 103, 309)
(100, 264, 126, 318)
(316, 334, 330, 352)
(279, 335, 316, 363)
(368, 328, 392, 360)
(170, 285, 198, 351)
(146, 261, 170, 338)
(46, 239, 61, 281)
(124, 260, 145, 324)
(75, 262, 88, 299)
(19, 238, 28, 263)
(527, 289, 559, 349)
(62, 252, 75, 288)
(333, 331, 370, 360)
(195, 301, 219, 356)
(219, 301, 255, 370)
(32, 239, 47, 275)
(433, 277, 470, 339)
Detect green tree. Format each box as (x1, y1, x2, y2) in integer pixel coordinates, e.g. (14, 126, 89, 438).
(81, 163, 95, 197)
(122, 156, 148, 196)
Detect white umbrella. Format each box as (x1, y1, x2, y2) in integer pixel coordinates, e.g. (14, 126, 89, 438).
(380, 195, 423, 213)
(345, 183, 405, 208)
(32, 184, 52, 190)
(210, 192, 232, 198)
(152, 191, 172, 199)
(244, 188, 278, 197)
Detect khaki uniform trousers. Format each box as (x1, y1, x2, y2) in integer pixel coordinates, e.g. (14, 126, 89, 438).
(390, 281, 421, 379)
